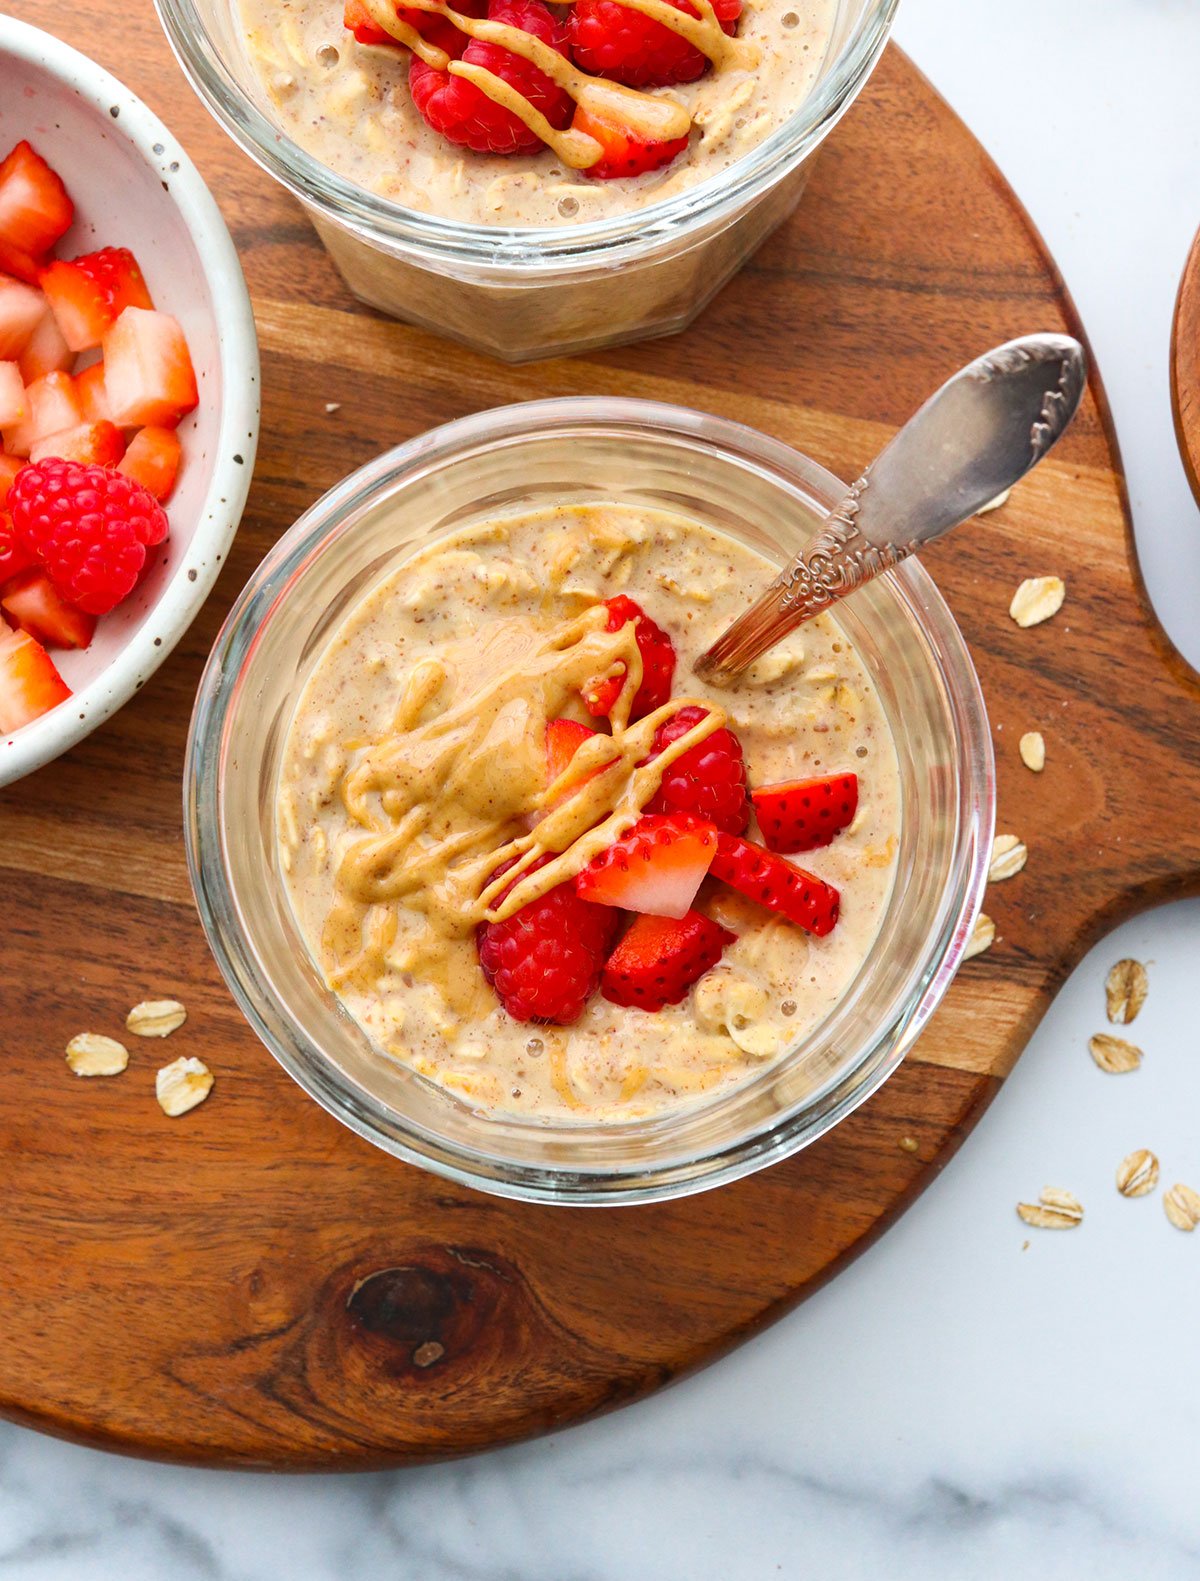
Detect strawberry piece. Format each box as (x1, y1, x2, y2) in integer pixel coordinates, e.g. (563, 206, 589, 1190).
(0, 510, 35, 582)
(583, 594, 676, 721)
(102, 307, 198, 428)
(0, 277, 48, 361)
(601, 909, 735, 1011)
(542, 715, 604, 812)
(0, 239, 40, 286)
(478, 868, 618, 1023)
(16, 309, 72, 383)
(0, 143, 73, 266)
(572, 102, 689, 179)
(410, 0, 572, 155)
(345, 0, 473, 51)
(0, 567, 95, 649)
(0, 620, 70, 732)
(645, 704, 749, 834)
(0, 362, 25, 428)
(117, 426, 181, 502)
(40, 247, 154, 354)
(752, 772, 859, 854)
(0, 452, 22, 497)
(3, 370, 82, 458)
(73, 361, 111, 423)
(30, 420, 125, 468)
(709, 832, 840, 937)
(575, 811, 717, 918)
(569, 0, 741, 89)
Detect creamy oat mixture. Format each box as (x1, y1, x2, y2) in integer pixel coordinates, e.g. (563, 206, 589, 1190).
(239, 0, 836, 225)
(276, 503, 899, 1122)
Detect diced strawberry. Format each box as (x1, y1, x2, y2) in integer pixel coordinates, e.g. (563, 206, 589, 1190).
(40, 247, 154, 354)
(0, 276, 48, 361)
(542, 715, 604, 812)
(0, 362, 25, 428)
(16, 308, 72, 383)
(3, 370, 82, 457)
(0, 238, 40, 285)
(30, 420, 125, 467)
(102, 307, 198, 428)
(583, 595, 676, 721)
(709, 832, 841, 937)
(600, 909, 736, 1011)
(572, 101, 689, 179)
(73, 361, 111, 423)
(751, 772, 859, 854)
(0, 142, 73, 265)
(0, 567, 95, 649)
(0, 619, 70, 732)
(0, 510, 34, 582)
(575, 811, 717, 918)
(0, 453, 22, 498)
(116, 425, 180, 502)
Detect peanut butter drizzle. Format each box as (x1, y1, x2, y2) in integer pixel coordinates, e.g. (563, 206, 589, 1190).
(320, 607, 725, 1004)
(357, 0, 757, 168)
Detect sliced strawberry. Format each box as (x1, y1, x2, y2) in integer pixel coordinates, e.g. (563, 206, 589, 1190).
(543, 716, 605, 813)
(116, 425, 181, 502)
(0, 620, 70, 732)
(343, 0, 467, 47)
(0, 453, 22, 498)
(0, 567, 95, 649)
(0, 142, 73, 264)
(575, 811, 717, 918)
(3, 370, 82, 457)
(601, 909, 735, 1011)
(30, 420, 125, 467)
(0, 510, 34, 582)
(0, 276, 48, 361)
(102, 307, 198, 428)
(573, 102, 689, 180)
(709, 832, 840, 937)
(40, 247, 154, 353)
(583, 594, 675, 721)
(16, 308, 72, 383)
(73, 361, 111, 423)
(0, 362, 25, 428)
(752, 772, 859, 854)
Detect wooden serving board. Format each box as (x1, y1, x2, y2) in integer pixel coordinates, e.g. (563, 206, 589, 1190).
(1171, 223, 1200, 505)
(3, 8, 1200, 1469)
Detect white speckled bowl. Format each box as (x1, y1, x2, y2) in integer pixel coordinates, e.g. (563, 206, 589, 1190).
(0, 16, 258, 787)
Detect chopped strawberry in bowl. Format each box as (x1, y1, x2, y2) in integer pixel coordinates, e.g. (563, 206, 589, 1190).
(0, 21, 257, 784)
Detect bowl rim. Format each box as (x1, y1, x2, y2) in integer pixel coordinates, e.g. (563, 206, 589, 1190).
(185, 396, 995, 1206)
(153, 0, 900, 270)
(0, 15, 260, 787)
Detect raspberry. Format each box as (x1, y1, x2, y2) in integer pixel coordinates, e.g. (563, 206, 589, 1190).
(583, 595, 676, 721)
(410, 0, 571, 155)
(478, 874, 618, 1024)
(8, 459, 167, 616)
(645, 705, 750, 834)
(569, 0, 742, 89)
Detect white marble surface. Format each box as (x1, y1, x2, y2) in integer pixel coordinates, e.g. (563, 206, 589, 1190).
(4, 2, 1200, 1576)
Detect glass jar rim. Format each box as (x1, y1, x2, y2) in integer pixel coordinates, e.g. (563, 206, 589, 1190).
(154, 0, 899, 270)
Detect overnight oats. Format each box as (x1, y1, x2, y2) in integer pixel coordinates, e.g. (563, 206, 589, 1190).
(276, 501, 899, 1123)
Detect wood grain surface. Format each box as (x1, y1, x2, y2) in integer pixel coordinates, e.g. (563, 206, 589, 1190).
(1171, 224, 1200, 506)
(3, 6, 1200, 1468)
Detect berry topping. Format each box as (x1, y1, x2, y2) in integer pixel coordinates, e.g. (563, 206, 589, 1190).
(410, 0, 572, 155)
(543, 715, 603, 810)
(645, 704, 749, 834)
(0, 509, 35, 583)
(569, 0, 742, 89)
(0, 622, 70, 734)
(751, 772, 859, 853)
(0, 277, 50, 363)
(0, 568, 95, 650)
(344, 0, 476, 53)
(117, 425, 183, 503)
(571, 102, 689, 179)
(29, 420, 125, 468)
(601, 909, 735, 1011)
(575, 811, 717, 918)
(8, 458, 168, 615)
(39, 247, 154, 355)
(709, 832, 840, 937)
(0, 362, 25, 429)
(101, 307, 198, 429)
(582, 594, 676, 720)
(478, 874, 618, 1023)
(0, 142, 74, 279)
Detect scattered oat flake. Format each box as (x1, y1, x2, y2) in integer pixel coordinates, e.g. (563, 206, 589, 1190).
(988, 834, 1027, 882)
(1116, 1148, 1159, 1198)
(156, 1056, 213, 1117)
(1010, 576, 1065, 628)
(963, 913, 995, 960)
(899, 1135, 919, 1154)
(977, 487, 1011, 515)
(1105, 959, 1148, 1026)
(1163, 1183, 1200, 1232)
(126, 999, 187, 1038)
(65, 1033, 129, 1077)
(1089, 1032, 1142, 1074)
(1019, 731, 1045, 772)
(325, 401, 341, 413)
(1017, 1186, 1083, 1229)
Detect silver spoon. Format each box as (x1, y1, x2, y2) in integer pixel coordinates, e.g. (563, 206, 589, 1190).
(694, 332, 1088, 684)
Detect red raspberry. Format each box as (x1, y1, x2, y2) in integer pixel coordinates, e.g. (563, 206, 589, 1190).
(583, 595, 676, 721)
(569, 0, 742, 88)
(8, 459, 167, 616)
(645, 705, 749, 834)
(478, 872, 618, 1024)
(410, 0, 572, 155)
